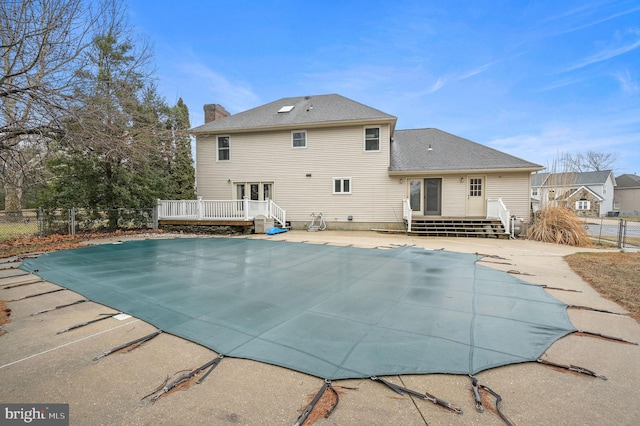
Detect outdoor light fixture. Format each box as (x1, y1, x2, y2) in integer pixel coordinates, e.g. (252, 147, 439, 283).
(460, 177, 465, 183)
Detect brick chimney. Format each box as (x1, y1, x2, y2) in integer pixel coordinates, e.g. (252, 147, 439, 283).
(203, 104, 230, 123)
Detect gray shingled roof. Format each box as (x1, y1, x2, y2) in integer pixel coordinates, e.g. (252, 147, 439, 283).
(390, 128, 542, 172)
(531, 172, 549, 187)
(534, 170, 615, 187)
(191, 94, 396, 133)
(615, 174, 640, 188)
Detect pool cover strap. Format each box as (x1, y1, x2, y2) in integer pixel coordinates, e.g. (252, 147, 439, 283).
(94, 330, 163, 361)
(371, 376, 463, 414)
(294, 379, 338, 426)
(537, 359, 608, 380)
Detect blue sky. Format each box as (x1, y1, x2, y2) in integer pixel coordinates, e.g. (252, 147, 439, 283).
(127, 0, 640, 175)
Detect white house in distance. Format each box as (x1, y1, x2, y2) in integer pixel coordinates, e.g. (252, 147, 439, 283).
(190, 94, 543, 232)
(531, 170, 617, 217)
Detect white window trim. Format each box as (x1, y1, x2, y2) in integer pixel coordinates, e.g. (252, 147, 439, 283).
(576, 200, 590, 210)
(217, 135, 230, 162)
(364, 126, 381, 152)
(333, 177, 352, 194)
(291, 130, 307, 149)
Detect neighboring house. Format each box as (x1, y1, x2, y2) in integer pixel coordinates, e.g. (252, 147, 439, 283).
(531, 170, 617, 217)
(190, 94, 543, 230)
(614, 174, 640, 216)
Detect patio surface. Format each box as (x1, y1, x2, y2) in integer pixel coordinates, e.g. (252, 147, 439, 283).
(1, 231, 639, 425)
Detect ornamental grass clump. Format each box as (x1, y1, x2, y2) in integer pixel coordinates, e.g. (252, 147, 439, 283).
(527, 206, 592, 247)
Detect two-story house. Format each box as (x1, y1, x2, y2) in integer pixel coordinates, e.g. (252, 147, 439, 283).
(190, 94, 543, 231)
(530, 170, 617, 217)
(613, 174, 640, 216)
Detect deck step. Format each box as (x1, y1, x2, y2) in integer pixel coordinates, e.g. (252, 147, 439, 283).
(408, 218, 508, 238)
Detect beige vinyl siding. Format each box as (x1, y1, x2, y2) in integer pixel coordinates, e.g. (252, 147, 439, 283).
(196, 123, 403, 223)
(485, 172, 532, 219)
(441, 176, 467, 216)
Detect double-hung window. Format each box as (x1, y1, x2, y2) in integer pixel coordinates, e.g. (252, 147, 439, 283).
(364, 127, 380, 151)
(292, 131, 306, 148)
(576, 199, 590, 210)
(333, 178, 351, 194)
(217, 136, 230, 161)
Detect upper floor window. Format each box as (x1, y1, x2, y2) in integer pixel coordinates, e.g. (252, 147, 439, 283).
(333, 177, 351, 194)
(217, 136, 230, 161)
(292, 131, 307, 148)
(532, 188, 538, 196)
(364, 127, 380, 151)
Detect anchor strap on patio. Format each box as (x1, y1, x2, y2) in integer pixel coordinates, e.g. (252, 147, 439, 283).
(537, 359, 608, 380)
(470, 376, 513, 426)
(93, 330, 163, 361)
(568, 304, 624, 315)
(1, 278, 45, 289)
(10, 288, 64, 301)
(196, 354, 224, 384)
(57, 312, 120, 334)
(480, 383, 513, 426)
(31, 299, 87, 316)
(143, 355, 225, 403)
(294, 379, 338, 426)
(371, 376, 463, 414)
(575, 330, 638, 345)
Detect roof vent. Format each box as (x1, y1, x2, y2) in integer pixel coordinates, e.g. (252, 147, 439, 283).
(278, 105, 295, 113)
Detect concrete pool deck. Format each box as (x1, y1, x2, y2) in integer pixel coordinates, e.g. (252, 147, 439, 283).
(1, 231, 639, 425)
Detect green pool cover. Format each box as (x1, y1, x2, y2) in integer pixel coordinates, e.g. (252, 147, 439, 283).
(20, 238, 575, 380)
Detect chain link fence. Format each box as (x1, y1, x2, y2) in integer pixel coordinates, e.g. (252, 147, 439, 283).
(0, 210, 39, 241)
(1, 208, 157, 242)
(585, 217, 640, 249)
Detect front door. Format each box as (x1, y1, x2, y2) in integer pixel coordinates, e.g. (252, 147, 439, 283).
(424, 178, 442, 216)
(466, 175, 486, 216)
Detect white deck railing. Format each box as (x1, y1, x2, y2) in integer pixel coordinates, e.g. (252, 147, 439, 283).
(158, 198, 286, 227)
(402, 198, 412, 232)
(486, 198, 510, 235)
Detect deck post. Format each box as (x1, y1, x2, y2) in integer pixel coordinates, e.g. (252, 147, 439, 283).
(197, 196, 203, 220)
(243, 197, 249, 221)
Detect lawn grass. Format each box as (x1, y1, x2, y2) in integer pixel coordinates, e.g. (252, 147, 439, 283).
(0, 221, 38, 242)
(565, 252, 640, 322)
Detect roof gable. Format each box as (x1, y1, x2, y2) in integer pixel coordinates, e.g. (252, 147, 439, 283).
(561, 185, 604, 202)
(390, 128, 543, 172)
(191, 94, 396, 134)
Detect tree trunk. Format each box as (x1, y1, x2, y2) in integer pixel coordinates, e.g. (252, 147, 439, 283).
(3, 156, 24, 220)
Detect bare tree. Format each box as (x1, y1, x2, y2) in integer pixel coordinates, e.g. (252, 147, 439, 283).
(562, 151, 618, 172)
(0, 0, 101, 211)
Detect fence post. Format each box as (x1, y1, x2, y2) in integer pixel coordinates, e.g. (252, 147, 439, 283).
(617, 219, 625, 248)
(69, 208, 76, 237)
(197, 196, 203, 220)
(152, 205, 159, 230)
(38, 207, 44, 237)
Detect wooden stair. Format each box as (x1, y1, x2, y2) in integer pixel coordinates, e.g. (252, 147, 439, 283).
(408, 217, 509, 238)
